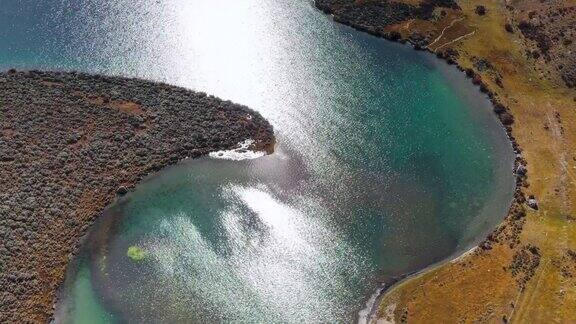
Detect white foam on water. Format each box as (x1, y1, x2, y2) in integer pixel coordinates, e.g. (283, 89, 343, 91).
(358, 285, 387, 324)
(450, 245, 478, 264)
(208, 139, 265, 161)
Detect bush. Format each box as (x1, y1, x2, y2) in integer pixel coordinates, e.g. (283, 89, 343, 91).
(127, 246, 147, 262)
(475, 5, 487, 16)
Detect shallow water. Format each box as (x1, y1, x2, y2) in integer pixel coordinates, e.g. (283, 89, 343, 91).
(1, 0, 514, 322)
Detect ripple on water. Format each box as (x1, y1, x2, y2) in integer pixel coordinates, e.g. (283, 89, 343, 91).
(31, 0, 516, 322)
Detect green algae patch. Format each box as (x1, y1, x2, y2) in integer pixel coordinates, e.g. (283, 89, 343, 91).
(127, 246, 147, 262)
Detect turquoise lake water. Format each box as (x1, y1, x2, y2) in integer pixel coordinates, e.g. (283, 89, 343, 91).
(1, 0, 514, 322)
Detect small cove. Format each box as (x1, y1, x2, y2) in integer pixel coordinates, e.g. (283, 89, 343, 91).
(1, 0, 514, 322)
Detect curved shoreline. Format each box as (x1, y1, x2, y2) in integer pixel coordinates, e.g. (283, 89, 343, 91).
(311, 1, 531, 322)
(0, 70, 274, 322)
(354, 48, 519, 322)
(6, 1, 570, 320)
(314, 0, 576, 322)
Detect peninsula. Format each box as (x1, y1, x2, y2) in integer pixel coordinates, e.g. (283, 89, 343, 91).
(0, 70, 274, 322)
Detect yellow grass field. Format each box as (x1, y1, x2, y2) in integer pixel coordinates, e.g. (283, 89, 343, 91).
(376, 0, 576, 322)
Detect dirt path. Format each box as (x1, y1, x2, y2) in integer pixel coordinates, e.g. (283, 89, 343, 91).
(427, 17, 465, 49)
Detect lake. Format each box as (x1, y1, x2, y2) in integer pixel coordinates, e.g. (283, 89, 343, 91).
(0, 0, 514, 322)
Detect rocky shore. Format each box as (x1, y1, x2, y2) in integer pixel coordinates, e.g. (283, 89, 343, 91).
(0, 70, 274, 322)
(314, 0, 576, 322)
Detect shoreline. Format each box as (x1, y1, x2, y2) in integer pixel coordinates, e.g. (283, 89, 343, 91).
(351, 41, 520, 323)
(0, 70, 274, 322)
(311, 2, 527, 322)
(55, 144, 277, 321)
(314, 0, 576, 322)
(3, 1, 574, 321)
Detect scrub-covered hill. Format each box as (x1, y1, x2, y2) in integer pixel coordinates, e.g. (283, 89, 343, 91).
(0, 70, 274, 322)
